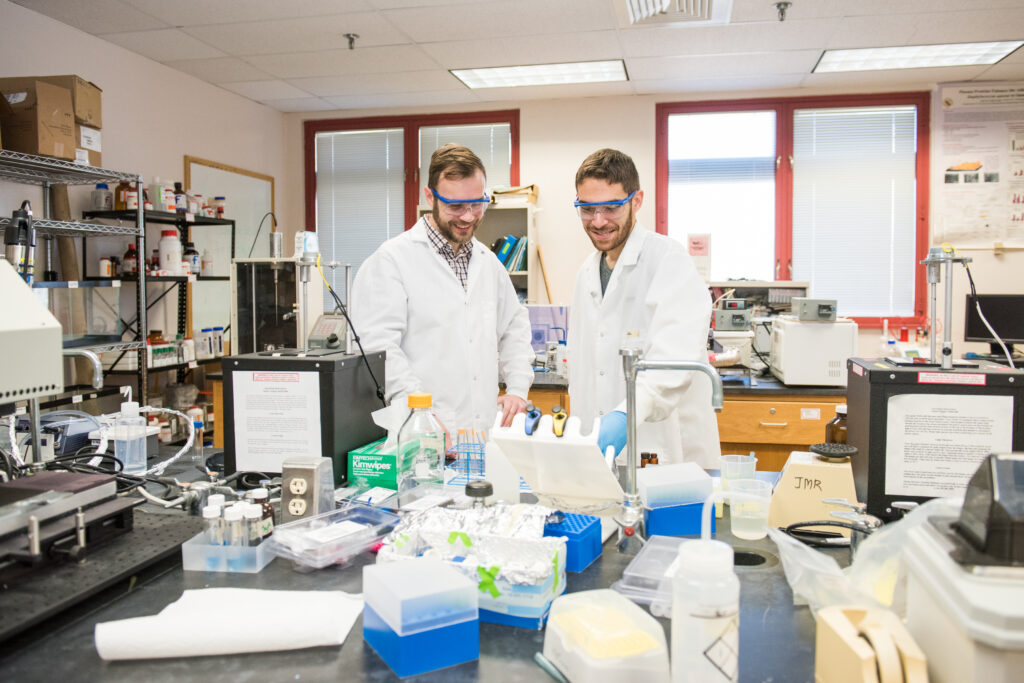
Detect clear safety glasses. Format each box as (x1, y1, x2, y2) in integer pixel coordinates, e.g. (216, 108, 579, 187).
(573, 190, 636, 220)
(431, 189, 490, 216)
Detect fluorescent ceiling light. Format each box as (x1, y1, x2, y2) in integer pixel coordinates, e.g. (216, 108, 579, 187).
(814, 41, 1024, 73)
(451, 60, 628, 89)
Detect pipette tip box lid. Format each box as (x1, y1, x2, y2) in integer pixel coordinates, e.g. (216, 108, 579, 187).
(644, 500, 713, 537)
(544, 512, 602, 573)
(363, 558, 479, 677)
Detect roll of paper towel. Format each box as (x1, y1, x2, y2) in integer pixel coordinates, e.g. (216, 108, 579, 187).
(95, 587, 362, 660)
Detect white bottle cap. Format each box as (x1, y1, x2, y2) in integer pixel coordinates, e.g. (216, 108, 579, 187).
(224, 506, 243, 522)
(202, 505, 221, 519)
(207, 494, 226, 508)
(120, 401, 140, 417)
(252, 487, 268, 500)
(243, 505, 262, 520)
(677, 539, 734, 575)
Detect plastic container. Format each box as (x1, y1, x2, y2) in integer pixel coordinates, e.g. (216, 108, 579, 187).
(113, 401, 147, 474)
(200, 249, 214, 276)
(202, 505, 223, 546)
(212, 326, 225, 356)
(671, 539, 739, 683)
(181, 530, 275, 573)
(543, 589, 670, 683)
(267, 503, 400, 570)
(397, 393, 445, 492)
(190, 420, 205, 467)
(638, 462, 713, 508)
(720, 453, 757, 492)
(904, 521, 1024, 683)
(126, 189, 138, 210)
(612, 535, 685, 616)
(544, 512, 602, 573)
(825, 404, 848, 444)
(645, 500, 714, 537)
(728, 479, 773, 541)
(158, 229, 182, 275)
(91, 183, 113, 210)
(212, 196, 226, 218)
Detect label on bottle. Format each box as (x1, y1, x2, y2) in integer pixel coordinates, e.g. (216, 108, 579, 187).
(260, 516, 274, 537)
(675, 604, 739, 682)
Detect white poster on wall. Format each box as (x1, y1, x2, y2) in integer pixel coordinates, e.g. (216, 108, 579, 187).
(232, 370, 321, 472)
(884, 393, 1013, 498)
(934, 81, 1024, 246)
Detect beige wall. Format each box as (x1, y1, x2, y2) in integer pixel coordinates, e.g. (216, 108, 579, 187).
(0, 0, 288, 335)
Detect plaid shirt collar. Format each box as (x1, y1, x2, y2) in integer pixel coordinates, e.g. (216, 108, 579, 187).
(423, 216, 473, 289)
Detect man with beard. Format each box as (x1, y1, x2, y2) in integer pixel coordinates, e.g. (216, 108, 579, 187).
(351, 143, 533, 435)
(568, 148, 720, 467)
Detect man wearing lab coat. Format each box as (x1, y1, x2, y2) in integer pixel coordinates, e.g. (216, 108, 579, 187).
(351, 143, 533, 435)
(568, 148, 721, 467)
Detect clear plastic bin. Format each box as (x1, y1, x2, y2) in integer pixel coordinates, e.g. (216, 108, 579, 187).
(180, 531, 276, 573)
(364, 558, 478, 636)
(267, 502, 400, 570)
(610, 535, 685, 616)
(637, 462, 712, 508)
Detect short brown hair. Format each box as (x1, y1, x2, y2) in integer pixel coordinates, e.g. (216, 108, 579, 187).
(428, 143, 486, 189)
(575, 148, 640, 195)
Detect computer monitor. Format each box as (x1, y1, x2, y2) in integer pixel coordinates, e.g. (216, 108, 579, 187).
(964, 294, 1024, 355)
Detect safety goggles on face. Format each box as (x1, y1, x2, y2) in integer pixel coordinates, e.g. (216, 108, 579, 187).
(573, 190, 636, 219)
(431, 189, 490, 215)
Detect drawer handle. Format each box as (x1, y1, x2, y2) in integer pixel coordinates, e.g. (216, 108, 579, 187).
(759, 421, 789, 427)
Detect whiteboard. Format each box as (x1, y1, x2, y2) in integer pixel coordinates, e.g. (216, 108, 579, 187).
(185, 156, 275, 346)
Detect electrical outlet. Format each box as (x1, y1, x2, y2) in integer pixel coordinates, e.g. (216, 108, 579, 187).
(288, 498, 307, 516)
(289, 477, 308, 495)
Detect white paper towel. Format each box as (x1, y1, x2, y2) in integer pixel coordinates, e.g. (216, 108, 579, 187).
(94, 587, 362, 660)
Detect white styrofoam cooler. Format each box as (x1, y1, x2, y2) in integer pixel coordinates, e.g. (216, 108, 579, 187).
(903, 521, 1024, 683)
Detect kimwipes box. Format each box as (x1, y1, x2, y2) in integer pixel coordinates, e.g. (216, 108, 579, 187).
(0, 79, 75, 160)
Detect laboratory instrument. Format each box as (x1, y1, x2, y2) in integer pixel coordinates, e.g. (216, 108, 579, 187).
(4, 199, 35, 283)
(769, 313, 857, 386)
(222, 349, 385, 485)
(791, 297, 837, 322)
(963, 293, 1024, 360)
(113, 401, 147, 474)
(524, 401, 542, 435)
(229, 257, 324, 354)
(713, 298, 751, 331)
(921, 246, 970, 368)
(846, 357, 1024, 519)
(619, 346, 723, 545)
(551, 405, 567, 436)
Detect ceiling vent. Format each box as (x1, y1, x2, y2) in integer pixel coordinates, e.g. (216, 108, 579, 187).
(618, 0, 733, 27)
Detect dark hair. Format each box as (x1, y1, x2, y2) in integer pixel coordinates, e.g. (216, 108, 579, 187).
(428, 143, 486, 189)
(575, 148, 640, 194)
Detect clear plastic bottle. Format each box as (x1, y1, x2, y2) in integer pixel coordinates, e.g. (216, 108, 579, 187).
(243, 504, 263, 546)
(191, 419, 205, 467)
(202, 504, 223, 546)
(397, 393, 445, 492)
(91, 183, 113, 210)
(114, 401, 147, 475)
(671, 539, 740, 683)
(224, 505, 247, 547)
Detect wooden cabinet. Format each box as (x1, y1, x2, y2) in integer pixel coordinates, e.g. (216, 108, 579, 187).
(717, 392, 845, 471)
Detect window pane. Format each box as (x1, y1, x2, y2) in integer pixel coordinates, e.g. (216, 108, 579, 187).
(315, 128, 404, 309)
(666, 111, 776, 281)
(792, 106, 917, 317)
(419, 123, 512, 197)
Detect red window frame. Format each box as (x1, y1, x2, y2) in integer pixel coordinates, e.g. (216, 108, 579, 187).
(304, 110, 520, 231)
(655, 92, 930, 329)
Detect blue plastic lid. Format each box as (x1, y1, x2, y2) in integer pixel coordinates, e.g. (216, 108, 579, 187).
(96, 183, 108, 189)
(201, 327, 212, 332)
(213, 326, 224, 331)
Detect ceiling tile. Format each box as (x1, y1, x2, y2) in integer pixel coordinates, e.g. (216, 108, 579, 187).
(824, 14, 920, 49)
(632, 74, 806, 94)
(421, 31, 622, 69)
(12, 0, 168, 34)
(123, 0, 373, 26)
(471, 81, 635, 102)
(323, 90, 482, 110)
(802, 65, 991, 89)
(366, 0, 502, 8)
(259, 97, 340, 112)
(382, 0, 618, 42)
(163, 57, 273, 83)
(627, 50, 821, 80)
(218, 79, 313, 100)
(291, 70, 463, 96)
(183, 12, 408, 56)
(102, 28, 225, 61)
(909, 8, 1024, 44)
(618, 19, 840, 57)
(247, 45, 439, 79)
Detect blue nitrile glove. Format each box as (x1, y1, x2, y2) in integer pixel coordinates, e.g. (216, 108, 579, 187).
(598, 411, 628, 458)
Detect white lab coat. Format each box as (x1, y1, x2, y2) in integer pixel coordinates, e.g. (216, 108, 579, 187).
(350, 217, 534, 433)
(568, 224, 721, 468)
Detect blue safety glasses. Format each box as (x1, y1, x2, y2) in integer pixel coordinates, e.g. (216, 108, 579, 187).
(431, 189, 490, 215)
(573, 190, 636, 219)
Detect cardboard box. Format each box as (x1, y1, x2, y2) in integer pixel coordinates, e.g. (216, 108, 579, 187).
(74, 123, 102, 167)
(0, 79, 75, 160)
(37, 75, 102, 128)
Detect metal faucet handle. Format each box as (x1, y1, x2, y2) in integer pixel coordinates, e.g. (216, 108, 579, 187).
(822, 497, 866, 513)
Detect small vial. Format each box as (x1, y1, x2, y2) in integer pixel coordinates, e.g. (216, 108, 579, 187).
(252, 488, 275, 538)
(202, 505, 223, 546)
(191, 420, 205, 467)
(224, 505, 247, 547)
(208, 493, 226, 509)
(243, 504, 263, 546)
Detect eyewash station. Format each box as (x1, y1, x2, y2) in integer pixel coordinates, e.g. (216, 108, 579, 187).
(3, 230, 1024, 683)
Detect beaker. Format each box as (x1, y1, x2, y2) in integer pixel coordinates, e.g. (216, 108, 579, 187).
(728, 479, 773, 541)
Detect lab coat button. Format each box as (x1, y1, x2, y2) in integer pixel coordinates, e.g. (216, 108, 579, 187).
(599, 370, 605, 376)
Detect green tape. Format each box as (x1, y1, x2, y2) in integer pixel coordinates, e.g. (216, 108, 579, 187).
(448, 531, 472, 548)
(477, 565, 501, 598)
(552, 550, 560, 593)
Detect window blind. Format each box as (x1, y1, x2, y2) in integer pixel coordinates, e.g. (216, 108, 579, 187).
(315, 128, 404, 309)
(418, 123, 512, 197)
(792, 106, 917, 317)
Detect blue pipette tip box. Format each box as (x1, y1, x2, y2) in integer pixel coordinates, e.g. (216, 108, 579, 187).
(644, 500, 714, 537)
(544, 512, 602, 573)
(363, 604, 479, 678)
